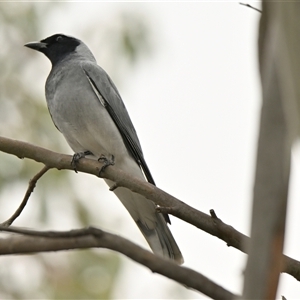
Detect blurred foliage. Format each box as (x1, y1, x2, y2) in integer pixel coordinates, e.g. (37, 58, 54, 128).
(81, 10, 153, 83)
(111, 12, 152, 63)
(0, 2, 153, 299)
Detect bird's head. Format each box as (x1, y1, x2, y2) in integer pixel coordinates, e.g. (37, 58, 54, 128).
(25, 34, 95, 66)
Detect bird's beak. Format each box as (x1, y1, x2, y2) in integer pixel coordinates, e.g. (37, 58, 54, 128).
(24, 41, 48, 51)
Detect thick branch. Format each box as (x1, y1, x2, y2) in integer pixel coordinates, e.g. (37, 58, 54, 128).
(0, 136, 299, 281)
(0, 226, 237, 300)
(243, 2, 300, 298)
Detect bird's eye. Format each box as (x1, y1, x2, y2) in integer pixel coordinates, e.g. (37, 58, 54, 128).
(56, 36, 63, 42)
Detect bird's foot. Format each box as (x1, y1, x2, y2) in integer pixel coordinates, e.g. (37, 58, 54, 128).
(98, 154, 115, 177)
(71, 150, 93, 173)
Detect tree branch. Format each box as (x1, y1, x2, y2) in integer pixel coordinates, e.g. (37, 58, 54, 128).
(0, 225, 237, 300)
(243, 2, 300, 298)
(239, 3, 262, 13)
(0, 165, 50, 227)
(0, 136, 299, 282)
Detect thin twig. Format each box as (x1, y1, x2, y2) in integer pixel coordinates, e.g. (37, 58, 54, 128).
(239, 2, 262, 13)
(0, 225, 238, 300)
(209, 209, 218, 219)
(0, 166, 50, 227)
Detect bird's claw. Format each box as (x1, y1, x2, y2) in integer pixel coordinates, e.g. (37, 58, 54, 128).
(98, 154, 115, 176)
(71, 150, 93, 173)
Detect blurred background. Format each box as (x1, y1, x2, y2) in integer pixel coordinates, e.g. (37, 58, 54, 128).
(0, 1, 299, 299)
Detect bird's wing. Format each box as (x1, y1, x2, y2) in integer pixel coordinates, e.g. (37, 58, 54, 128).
(81, 61, 156, 185)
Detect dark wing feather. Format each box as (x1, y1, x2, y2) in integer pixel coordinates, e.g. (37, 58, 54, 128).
(82, 62, 170, 224)
(82, 62, 155, 184)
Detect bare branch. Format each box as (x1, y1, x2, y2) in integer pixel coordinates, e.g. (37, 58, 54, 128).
(243, 2, 300, 298)
(0, 225, 238, 300)
(0, 165, 50, 227)
(0, 136, 299, 282)
(239, 3, 262, 13)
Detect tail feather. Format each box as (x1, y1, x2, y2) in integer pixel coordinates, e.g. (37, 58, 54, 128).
(104, 161, 184, 264)
(136, 215, 184, 264)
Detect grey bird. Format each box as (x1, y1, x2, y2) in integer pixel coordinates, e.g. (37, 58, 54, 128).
(25, 34, 183, 264)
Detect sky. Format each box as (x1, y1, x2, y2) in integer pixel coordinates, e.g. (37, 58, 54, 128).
(13, 1, 300, 299)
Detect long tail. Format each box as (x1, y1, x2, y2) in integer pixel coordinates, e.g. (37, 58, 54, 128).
(104, 179, 184, 264)
(136, 211, 184, 264)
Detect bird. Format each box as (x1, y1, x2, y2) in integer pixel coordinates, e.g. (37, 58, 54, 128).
(25, 33, 183, 264)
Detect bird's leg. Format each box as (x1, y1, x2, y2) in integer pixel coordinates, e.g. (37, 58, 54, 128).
(98, 154, 115, 176)
(71, 150, 93, 173)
